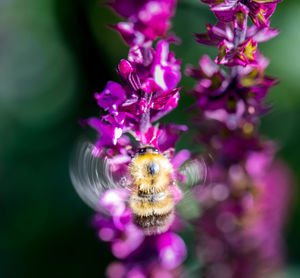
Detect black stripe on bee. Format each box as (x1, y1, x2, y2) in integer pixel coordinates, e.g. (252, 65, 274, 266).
(137, 146, 159, 155)
(137, 191, 166, 202)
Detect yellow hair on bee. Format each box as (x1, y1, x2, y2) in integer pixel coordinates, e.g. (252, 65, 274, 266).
(129, 153, 173, 193)
(129, 189, 174, 217)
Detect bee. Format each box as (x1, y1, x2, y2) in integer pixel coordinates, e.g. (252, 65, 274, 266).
(129, 145, 175, 235)
(70, 141, 206, 235)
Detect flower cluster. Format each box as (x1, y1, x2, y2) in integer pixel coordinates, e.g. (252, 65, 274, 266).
(186, 54, 276, 129)
(110, 0, 177, 46)
(195, 22, 278, 67)
(87, 0, 182, 159)
(194, 154, 291, 278)
(201, 0, 282, 28)
(90, 39, 181, 148)
(186, 0, 282, 137)
(81, 0, 190, 277)
(93, 188, 187, 278)
(197, 0, 282, 68)
(186, 0, 289, 277)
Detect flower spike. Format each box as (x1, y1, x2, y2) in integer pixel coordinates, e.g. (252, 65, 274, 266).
(187, 0, 289, 277)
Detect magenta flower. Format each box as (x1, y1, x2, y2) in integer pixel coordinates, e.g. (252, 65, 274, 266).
(93, 188, 187, 276)
(92, 190, 145, 259)
(157, 232, 187, 269)
(91, 40, 181, 143)
(134, 123, 187, 153)
(83, 33, 188, 277)
(106, 260, 184, 278)
(195, 22, 279, 46)
(110, 0, 177, 46)
(195, 23, 277, 46)
(84, 117, 131, 162)
(201, 0, 282, 28)
(194, 152, 291, 278)
(216, 37, 257, 67)
(157, 123, 188, 152)
(195, 22, 278, 67)
(70, 0, 194, 277)
(186, 0, 289, 277)
(186, 54, 276, 121)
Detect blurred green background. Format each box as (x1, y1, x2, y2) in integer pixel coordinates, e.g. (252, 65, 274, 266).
(1, 0, 300, 277)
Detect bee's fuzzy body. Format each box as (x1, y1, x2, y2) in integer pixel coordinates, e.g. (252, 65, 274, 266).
(129, 149, 175, 235)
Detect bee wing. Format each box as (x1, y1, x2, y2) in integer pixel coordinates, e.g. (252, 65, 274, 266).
(69, 140, 128, 213)
(175, 156, 208, 220)
(178, 156, 208, 190)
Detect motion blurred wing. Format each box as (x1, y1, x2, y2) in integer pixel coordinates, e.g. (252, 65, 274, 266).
(179, 156, 208, 189)
(176, 156, 208, 220)
(69, 141, 122, 213)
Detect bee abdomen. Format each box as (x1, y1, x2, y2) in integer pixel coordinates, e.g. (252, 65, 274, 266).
(133, 210, 174, 235)
(129, 190, 174, 217)
(129, 189, 175, 235)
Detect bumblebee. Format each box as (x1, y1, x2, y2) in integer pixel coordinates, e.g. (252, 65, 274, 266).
(129, 146, 175, 234)
(70, 141, 206, 235)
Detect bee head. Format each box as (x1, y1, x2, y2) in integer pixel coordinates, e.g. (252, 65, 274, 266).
(130, 144, 173, 190)
(137, 146, 159, 155)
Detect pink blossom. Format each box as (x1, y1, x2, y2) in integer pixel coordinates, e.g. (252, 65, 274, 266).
(110, 0, 177, 46)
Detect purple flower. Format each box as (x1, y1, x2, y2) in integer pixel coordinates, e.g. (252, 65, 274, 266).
(93, 189, 145, 258)
(156, 232, 187, 269)
(93, 187, 188, 276)
(106, 261, 184, 278)
(84, 118, 131, 154)
(216, 37, 257, 67)
(89, 40, 181, 146)
(200, 0, 282, 28)
(73, 0, 192, 276)
(123, 40, 181, 94)
(198, 121, 266, 163)
(110, 0, 177, 46)
(194, 153, 291, 278)
(100, 189, 129, 217)
(95, 216, 145, 259)
(195, 21, 279, 46)
(195, 23, 278, 67)
(245, 148, 274, 178)
(157, 123, 188, 152)
(133, 123, 187, 153)
(95, 81, 127, 113)
(134, 125, 163, 149)
(153, 40, 182, 91)
(187, 0, 290, 277)
(111, 223, 145, 259)
(186, 54, 276, 120)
